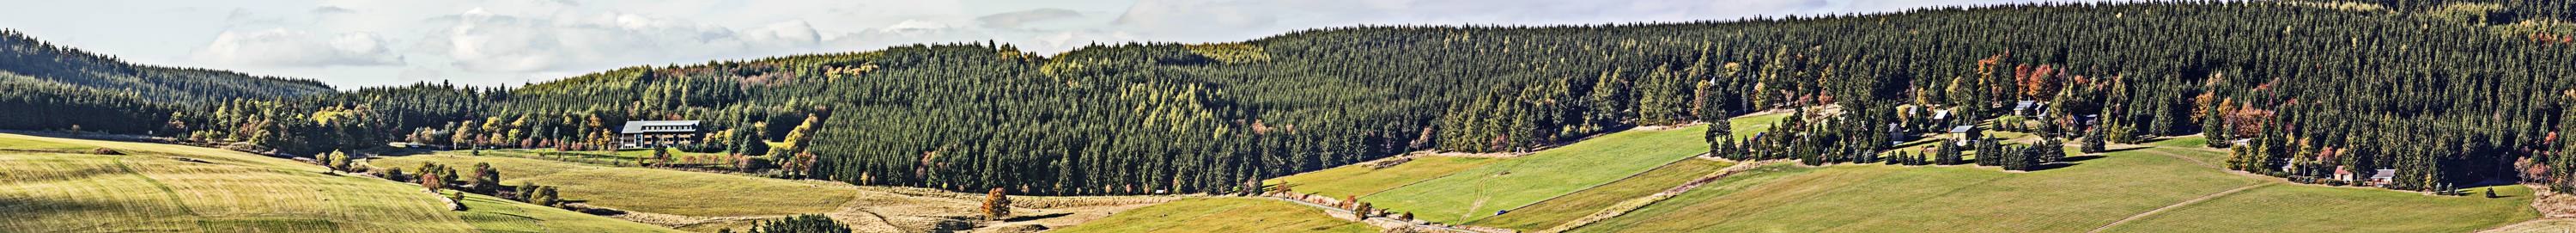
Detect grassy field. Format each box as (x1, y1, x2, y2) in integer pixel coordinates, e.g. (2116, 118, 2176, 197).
(1267, 156, 1503, 199)
(2143, 135, 2210, 148)
(0, 132, 670, 232)
(1050, 198, 1376, 233)
(368, 153, 854, 217)
(1574, 148, 2275, 232)
(1361, 125, 1712, 223)
(2102, 184, 2537, 233)
(1365, 115, 1784, 224)
(0, 136, 94, 151)
(450, 190, 683, 233)
(1462, 159, 1732, 230)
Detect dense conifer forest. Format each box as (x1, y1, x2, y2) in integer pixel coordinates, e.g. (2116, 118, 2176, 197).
(8, 0, 2576, 195)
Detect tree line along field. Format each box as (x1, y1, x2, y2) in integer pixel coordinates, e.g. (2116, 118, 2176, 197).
(1104, 118, 2539, 233)
(364, 147, 1184, 232)
(365, 152, 857, 217)
(1564, 146, 2536, 232)
(0, 132, 674, 232)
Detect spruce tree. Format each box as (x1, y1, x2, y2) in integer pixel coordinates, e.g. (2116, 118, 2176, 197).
(2083, 125, 2108, 153)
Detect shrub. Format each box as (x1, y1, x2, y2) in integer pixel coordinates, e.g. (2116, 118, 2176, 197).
(91, 148, 122, 155)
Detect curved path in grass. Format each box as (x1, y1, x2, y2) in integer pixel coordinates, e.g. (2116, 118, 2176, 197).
(2087, 183, 2266, 233)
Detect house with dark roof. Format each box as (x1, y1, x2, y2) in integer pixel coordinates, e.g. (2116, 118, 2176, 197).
(619, 120, 702, 149)
(2012, 101, 2046, 116)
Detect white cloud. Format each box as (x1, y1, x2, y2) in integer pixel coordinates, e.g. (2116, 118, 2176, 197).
(410, 8, 824, 72)
(398, 67, 440, 82)
(185, 28, 404, 67)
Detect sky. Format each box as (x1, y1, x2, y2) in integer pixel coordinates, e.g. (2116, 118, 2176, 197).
(0, 0, 2075, 89)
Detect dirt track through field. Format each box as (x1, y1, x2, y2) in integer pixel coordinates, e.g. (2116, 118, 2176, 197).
(2087, 183, 2267, 233)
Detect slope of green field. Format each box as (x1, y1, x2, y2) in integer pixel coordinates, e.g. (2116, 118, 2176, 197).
(1050, 198, 1376, 233)
(0, 136, 94, 151)
(1361, 126, 1711, 223)
(2143, 135, 2210, 148)
(0, 132, 671, 232)
(1267, 156, 1503, 199)
(2102, 184, 2537, 233)
(368, 153, 854, 217)
(1365, 114, 1783, 224)
(1463, 159, 1732, 230)
(451, 190, 683, 233)
(1575, 149, 2274, 232)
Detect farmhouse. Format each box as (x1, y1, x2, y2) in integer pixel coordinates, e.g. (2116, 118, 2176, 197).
(619, 120, 703, 149)
(2331, 166, 2355, 181)
(2368, 169, 2397, 187)
(2012, 101, 2046, 116)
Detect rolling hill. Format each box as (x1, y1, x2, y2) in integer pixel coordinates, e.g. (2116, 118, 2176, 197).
(0, 132, 676, 232)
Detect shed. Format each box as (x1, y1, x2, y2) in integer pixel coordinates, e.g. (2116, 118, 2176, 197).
(1946, 126, 1977, 134)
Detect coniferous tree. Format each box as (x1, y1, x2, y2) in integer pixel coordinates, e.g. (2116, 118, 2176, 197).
(2083, 125, 2108, 153)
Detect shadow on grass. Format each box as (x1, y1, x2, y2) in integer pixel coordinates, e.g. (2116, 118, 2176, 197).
(1002, 212, 1076, 222)
(2095, 147, 2150, 153)
(2025, 155, 2107, 171)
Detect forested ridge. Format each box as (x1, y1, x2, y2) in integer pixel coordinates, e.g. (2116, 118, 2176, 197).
(0, 29, 337, 134)
(13, 0, 2576, 195)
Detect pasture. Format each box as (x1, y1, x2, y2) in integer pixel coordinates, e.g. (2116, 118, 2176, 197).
(0, 132, 667, 232)
(1462, 159, 1732, 230)
(1267, 156, 1503, 199)
(1049, 198, 1375, 233)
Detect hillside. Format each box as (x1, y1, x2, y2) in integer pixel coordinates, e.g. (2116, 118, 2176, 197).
(87, 0, 2575, 198)
(0, 29, 336, 104)
(366, 149, 1178, 232)
(1104, 127, 2540, 232)
(0, 30, 337, 135)
(0, 132, 676, 232)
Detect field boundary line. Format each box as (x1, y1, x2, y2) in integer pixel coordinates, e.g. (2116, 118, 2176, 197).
(2134, 149, 2218, 170)
(1356, 156, 1501, 199)
(2087, 183, 2267, 233)
(1485, 155, 1697, 218)
(1532, 160, 1772, 233)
